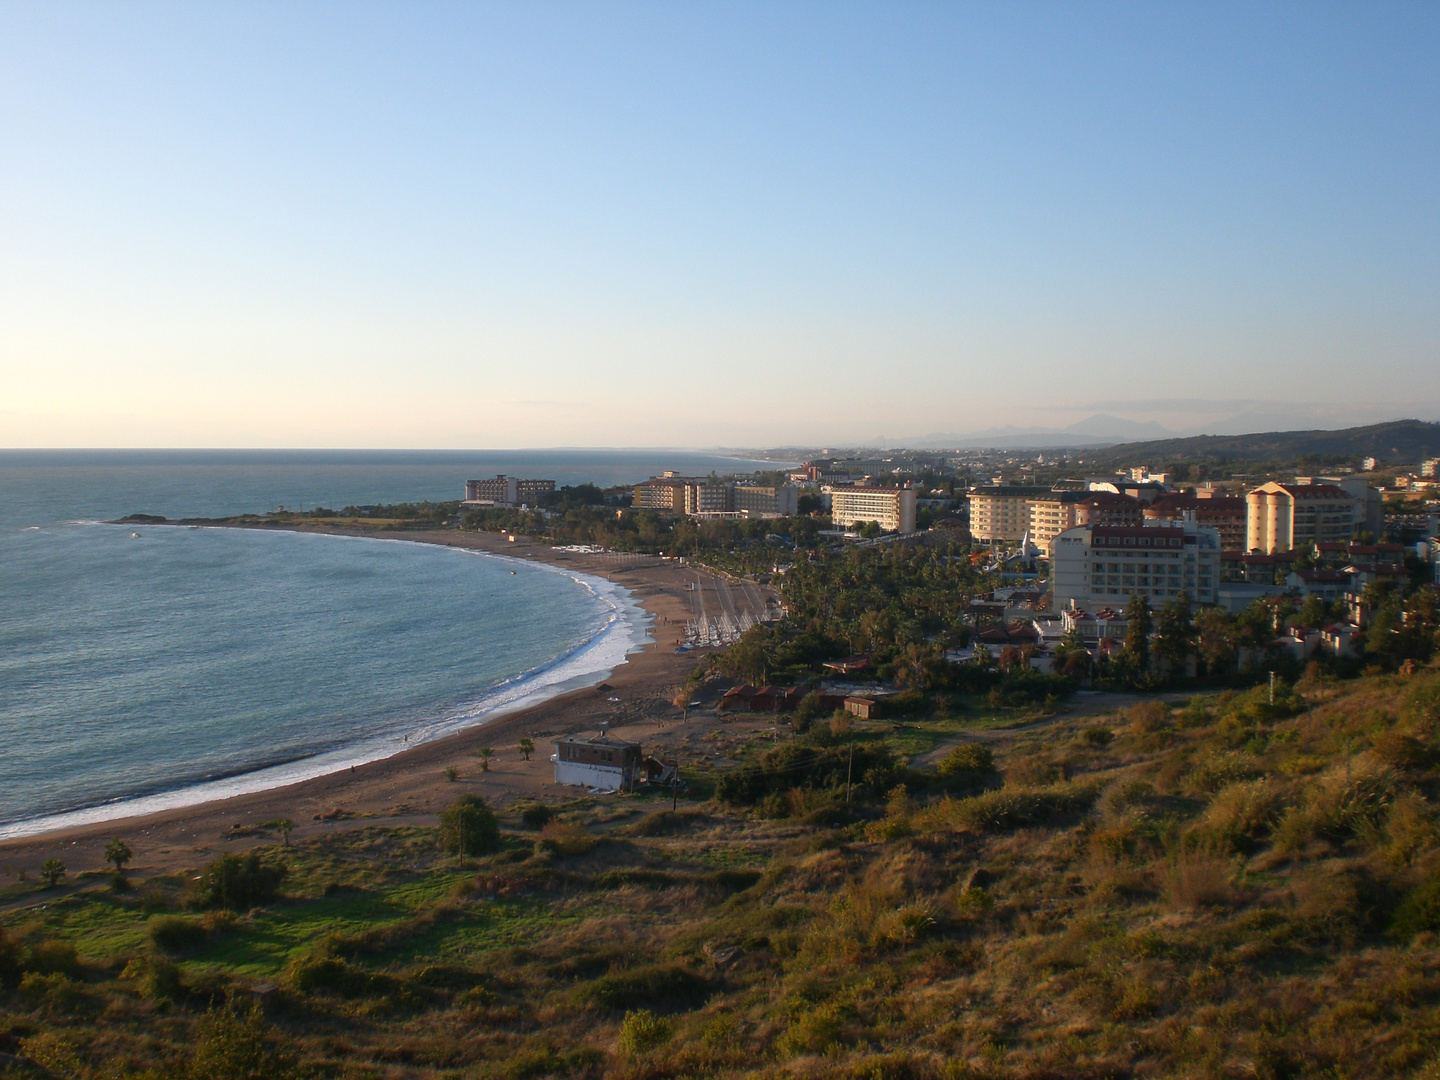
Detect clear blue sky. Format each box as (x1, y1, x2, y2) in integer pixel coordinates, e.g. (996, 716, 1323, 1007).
(2, 2, 1436, 447)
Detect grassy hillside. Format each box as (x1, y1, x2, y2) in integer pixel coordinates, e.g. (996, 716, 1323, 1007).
(1083, 418, 1440, 470)
(6, 668, 1440, 1078)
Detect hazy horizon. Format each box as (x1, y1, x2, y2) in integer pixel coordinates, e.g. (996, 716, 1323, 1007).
(4, 3, 1438, 448)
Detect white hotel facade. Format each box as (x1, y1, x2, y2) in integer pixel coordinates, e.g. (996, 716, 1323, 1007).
(1051, 520, 1221, 612)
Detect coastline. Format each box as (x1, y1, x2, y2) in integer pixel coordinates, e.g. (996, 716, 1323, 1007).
(0, 526, 740, 884)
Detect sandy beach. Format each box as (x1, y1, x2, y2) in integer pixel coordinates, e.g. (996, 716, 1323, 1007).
(0, 526, 774, 890)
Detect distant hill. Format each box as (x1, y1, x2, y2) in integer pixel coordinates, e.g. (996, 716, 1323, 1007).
(1086, 419, 1440, 467)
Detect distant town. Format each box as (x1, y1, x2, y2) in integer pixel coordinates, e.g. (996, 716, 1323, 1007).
(459, 434, 1440, 677)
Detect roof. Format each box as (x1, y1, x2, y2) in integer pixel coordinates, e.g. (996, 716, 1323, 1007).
(554, 730, 641, 750)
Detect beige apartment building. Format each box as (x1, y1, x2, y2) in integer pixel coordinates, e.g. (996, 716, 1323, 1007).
(1246, 482, 1357, 553)
(967, 486, 1048, 543)
(1026, 491, 1087, 556)
(826, 485, 917, 533)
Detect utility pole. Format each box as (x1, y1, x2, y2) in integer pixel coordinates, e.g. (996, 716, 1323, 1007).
(672, 762, 679, 812)
(846, 744, 854, 803)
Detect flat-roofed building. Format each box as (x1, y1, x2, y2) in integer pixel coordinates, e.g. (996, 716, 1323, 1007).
(732, 484, 798, 517)
(826, 485, 917, 533)
(633, 475, 693, 512)
(1247, 482, 1358, 553)
(967, 486, 1048, 543)
(552, 731, 641, 792)
(1052, 522, 1222, 611)
(464, 475, 556, 507)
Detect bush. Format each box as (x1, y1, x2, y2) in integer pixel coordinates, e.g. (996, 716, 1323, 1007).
(149, 915, 208, 954)
(1083, 725, 1115, 747)
(937, 743, 994, 776)
(190, 1005, 297, 1080)
(190, 853, 287, 910)
(618, 1008, 673, 1054)
(439, 794, 502, 856)
(950, 783, 1099, 833)
(577, 963, 709, 1012)
(1392, 874, 1440, 938)
(519, 803, 555, 830)
(716, 741, 897, 805)
(536, 820, 596, 857)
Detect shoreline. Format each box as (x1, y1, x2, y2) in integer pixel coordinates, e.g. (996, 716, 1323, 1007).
(0, 525, 745, 884)
(0, 532, 651, 841)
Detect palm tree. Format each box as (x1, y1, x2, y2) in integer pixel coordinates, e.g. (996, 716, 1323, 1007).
(477, 746, 494, 772)
(40, 859, 66, 888)
(103, 838, 133, 873)
(517, 738, 534, 762)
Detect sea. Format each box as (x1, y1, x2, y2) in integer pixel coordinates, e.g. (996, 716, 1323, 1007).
(0, 449, 780, 839)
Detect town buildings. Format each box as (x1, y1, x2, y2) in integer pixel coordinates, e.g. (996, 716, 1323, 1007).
(463, 475, 556, 507)
(1050, 520, 1222, 612)
(825, 485, 918, 533)
(632, 474, 800, 519)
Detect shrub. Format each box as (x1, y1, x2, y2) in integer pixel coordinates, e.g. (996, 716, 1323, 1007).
(536, 820, 596, 858)
(1392, 874, 1440, 938)
(519, 803, 555, 830)
(1127, 700, 1169, 733)
(937, 743, 994, 776)
(950, 783, 1099, 833)
(125, 952, 185, 1003)
(439, 794, 502, 856)
(1189, 780, 1282, 854)
(618, 1008, 673, 1054)
(578, 963, 709, 1012)
(149, 915, 208, 954)
(190, 1005, 297, 1080)
(190, 853, 287, 910)
(716, 741, 897, 805)
(1083, 725, 1115, 747)
(1166, 852, 1239, 910)
(25, 940, 81, 978)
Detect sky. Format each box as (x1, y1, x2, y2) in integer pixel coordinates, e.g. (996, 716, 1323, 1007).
(1, 2, 1437, 449)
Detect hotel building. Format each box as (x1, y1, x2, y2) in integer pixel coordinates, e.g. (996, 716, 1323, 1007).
(1051, 520, 1222, 611)
(825, 485, 917, 533)
(463, 475, 556, 507)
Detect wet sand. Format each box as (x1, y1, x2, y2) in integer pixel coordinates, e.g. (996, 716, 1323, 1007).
(0, 527, 767, 890)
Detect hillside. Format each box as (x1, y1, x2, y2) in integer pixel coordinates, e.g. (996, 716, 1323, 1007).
(1084, 419, 1440, 469)
(5, 668, 1440, 1078)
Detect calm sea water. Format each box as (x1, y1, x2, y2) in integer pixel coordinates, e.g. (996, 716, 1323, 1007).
(0, 449, 776, 837)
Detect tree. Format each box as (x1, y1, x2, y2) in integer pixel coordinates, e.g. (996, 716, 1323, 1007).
(40, 859, 66, 888)
(518, 737, 534, 761)
(439, 794, 501, 856)
(191, 853, 287, 910)
(1153, 594, 1195, 676)
(104, 838, 133, 873)
(477, 746, 495, 772)
(274, 818, 293, 847)
(1120, 596, 1153, 677)
(1195, 607, 1238, 675)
